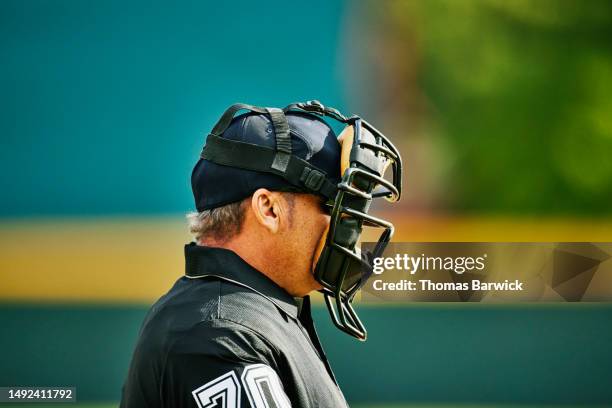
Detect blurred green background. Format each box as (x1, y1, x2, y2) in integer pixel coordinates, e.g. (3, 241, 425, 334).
(1, 0, 612, 407)
(346, 0, 612, 215)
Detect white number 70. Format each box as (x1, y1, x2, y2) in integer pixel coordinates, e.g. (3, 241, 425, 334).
(192, 364, 291, 408)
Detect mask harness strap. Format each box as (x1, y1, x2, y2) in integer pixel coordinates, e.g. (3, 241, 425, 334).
(201, 103, 338, 199)
(283, 100, 349, 123)
(267, 107, 291, 173)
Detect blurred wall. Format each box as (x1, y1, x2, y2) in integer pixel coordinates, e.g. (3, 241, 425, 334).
(0, 0, 346, 216)
(1, 304, 611, 405)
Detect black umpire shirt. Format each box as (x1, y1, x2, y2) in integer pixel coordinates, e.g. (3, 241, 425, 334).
(120, 243, 349, 408)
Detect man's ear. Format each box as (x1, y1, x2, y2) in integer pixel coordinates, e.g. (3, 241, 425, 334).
(250, 189, 281, 234)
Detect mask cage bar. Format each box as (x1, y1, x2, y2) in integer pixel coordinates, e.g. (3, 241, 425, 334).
(354, 118, 403, 202)
(317, 195, 395, 296)
(338, 167, 400, 202)
(319, 225, 392, 341)
(315, 185, 396, 340)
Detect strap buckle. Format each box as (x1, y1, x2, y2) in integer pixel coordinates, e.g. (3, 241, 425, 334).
(300, 167, 326, 191)
(296, 100, 347, 122)
(298, 100, 326, 115)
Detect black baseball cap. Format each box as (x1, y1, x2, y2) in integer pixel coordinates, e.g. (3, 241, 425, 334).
(192, 110, 341, 211)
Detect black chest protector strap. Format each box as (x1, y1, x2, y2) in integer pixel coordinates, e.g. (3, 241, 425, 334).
(202, 103, 338, 199)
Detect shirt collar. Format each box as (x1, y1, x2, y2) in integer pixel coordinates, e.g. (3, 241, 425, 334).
(184, 242, 299, 319)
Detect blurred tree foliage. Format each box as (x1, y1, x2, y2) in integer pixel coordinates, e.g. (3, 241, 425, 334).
(369, 0, 612, 214)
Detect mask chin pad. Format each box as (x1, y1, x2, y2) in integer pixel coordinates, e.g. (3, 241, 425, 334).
(316, 244, 364, 296)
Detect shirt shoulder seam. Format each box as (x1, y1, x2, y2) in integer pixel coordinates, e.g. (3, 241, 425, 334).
(199, 316, 282, 358)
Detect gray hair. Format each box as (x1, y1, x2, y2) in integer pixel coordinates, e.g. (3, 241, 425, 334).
(186, 200, 247, 244)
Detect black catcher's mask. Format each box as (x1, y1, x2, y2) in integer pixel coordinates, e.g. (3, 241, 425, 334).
(196, 100, 402, 340)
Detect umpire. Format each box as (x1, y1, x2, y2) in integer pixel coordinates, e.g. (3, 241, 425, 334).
(121, 103, 352, 407)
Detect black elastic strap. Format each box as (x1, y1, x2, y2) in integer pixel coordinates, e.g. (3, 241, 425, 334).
(284, 100, 348, 123)
(266, 107, 291, 173)
(210, 103, 293, 174)
(210, 103, 269, 137)
(201, 135, 337, 199)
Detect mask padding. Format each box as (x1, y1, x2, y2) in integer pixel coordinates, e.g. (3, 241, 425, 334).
(338, 125, 354, 176)
(325, 248, 344, 283)
(342, 195, 370, 213)
(335, 218, 361, 247)
(340, 252, 364, 292)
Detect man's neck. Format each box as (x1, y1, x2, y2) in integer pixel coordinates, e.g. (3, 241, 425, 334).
(199, 237, 286, 292)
